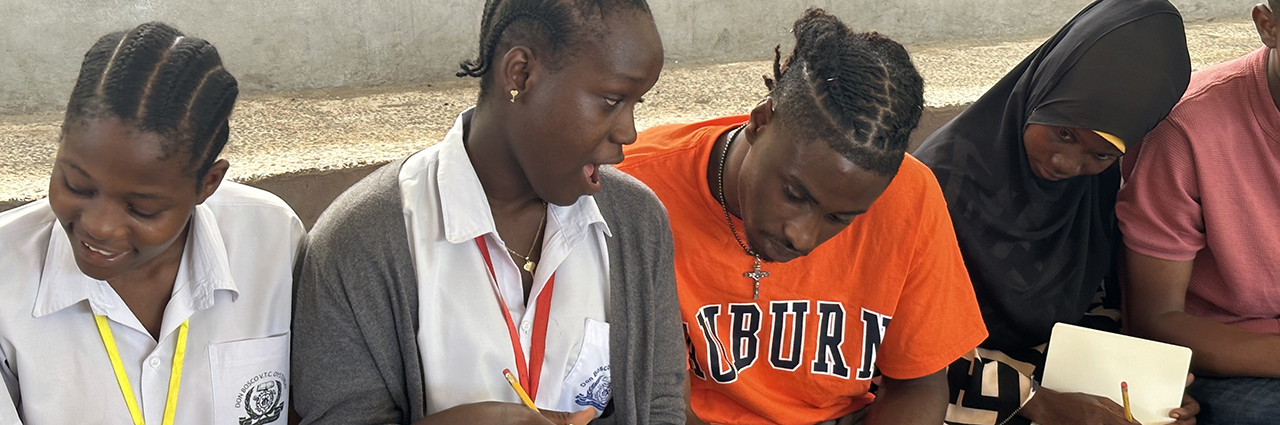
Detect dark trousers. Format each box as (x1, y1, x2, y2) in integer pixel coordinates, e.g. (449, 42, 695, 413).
(1186, 376, 1280, 425)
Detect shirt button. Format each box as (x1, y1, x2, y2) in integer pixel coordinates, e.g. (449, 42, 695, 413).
(521, 321, 532, 332)
(148, 357, 161, 368)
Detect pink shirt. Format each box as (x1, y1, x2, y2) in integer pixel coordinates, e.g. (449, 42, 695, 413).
(1117, 47, 1280, 336)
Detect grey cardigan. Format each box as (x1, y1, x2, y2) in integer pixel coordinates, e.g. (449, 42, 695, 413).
(291, 159, 686, 425)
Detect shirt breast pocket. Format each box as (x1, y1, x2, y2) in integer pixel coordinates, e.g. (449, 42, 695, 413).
(208, 333, 290, 425)
(556, 319, 610, 416)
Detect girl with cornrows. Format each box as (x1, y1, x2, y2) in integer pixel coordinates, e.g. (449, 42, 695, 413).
(616, 9, 985, 425)
(0, 23, 303, 424)
(291, 0, 680, 424)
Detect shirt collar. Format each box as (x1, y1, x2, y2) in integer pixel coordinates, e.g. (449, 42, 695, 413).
(181, 203, 240, 308)
(549, 195, 611, 244)
(437, 108, 498, 243)
(33, 203, 239, 318)
(435, 109, 611, 245)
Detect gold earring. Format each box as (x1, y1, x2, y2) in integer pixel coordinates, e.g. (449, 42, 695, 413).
(510, 89, 519, 103)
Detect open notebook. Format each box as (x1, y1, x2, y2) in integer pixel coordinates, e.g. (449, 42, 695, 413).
(1042, 323, 1192, 425)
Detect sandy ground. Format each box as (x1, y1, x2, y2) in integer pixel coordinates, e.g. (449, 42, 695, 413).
(0, 19, 1259, 205)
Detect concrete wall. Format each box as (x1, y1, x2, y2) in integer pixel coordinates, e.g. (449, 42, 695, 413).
(0, 102, 969, 226)
(0, 0, 1247, 114)
(252, 104, 969, 229)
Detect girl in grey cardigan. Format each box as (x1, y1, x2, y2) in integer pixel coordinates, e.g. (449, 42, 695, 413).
(291, 0, 684, 424)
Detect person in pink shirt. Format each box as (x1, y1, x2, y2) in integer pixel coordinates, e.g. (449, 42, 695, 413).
(1118, 2, 1280, 424)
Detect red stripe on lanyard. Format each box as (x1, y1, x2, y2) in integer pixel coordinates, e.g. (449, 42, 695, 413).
(475, 236, 555, 401)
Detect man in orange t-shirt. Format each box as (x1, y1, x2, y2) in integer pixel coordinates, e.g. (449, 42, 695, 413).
(615, 10, 985, 425)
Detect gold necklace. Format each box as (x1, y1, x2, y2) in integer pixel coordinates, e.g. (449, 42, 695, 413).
(505, 202, 547, 273)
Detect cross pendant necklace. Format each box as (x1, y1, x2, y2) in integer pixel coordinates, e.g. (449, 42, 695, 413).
(744, 256, 769, 299)
(716, 124, 769, 299)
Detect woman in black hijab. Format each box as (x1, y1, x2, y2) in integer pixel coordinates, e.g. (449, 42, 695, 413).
(914, 0, 1195, 423)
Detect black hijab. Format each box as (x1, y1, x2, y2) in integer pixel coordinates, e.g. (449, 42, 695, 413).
(913, 0, 1191, 351)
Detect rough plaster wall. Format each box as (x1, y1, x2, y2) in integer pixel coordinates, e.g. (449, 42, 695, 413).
(652, 0, 1244, 62)
(0, 0, 484, 114)
(0, 0, 1248, 114)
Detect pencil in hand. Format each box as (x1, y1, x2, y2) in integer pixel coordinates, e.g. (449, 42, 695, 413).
(504, 368, 539, 412)
(1121, 381, 1134, 422)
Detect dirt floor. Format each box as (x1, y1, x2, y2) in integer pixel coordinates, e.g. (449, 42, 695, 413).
(0, 19, 1259, 206)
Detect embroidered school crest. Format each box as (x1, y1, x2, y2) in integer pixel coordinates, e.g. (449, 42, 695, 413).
(574, 365, 611, 411)
(236, 371, 287, 425)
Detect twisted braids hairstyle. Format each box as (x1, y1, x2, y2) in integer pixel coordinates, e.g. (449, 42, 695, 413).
(64, 22, 239, 181)
(457, 0, 651, 99)
(764, 8, 924, 178)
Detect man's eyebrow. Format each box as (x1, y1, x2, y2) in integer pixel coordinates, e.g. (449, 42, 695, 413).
(788, 177, 821, 206)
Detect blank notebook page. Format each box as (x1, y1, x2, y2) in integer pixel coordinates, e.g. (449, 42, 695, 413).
(1042, 323, 1192, 425)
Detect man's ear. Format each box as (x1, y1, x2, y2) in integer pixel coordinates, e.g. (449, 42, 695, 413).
(743, 97, 775, 146)
(1254, 3, 1279, 49)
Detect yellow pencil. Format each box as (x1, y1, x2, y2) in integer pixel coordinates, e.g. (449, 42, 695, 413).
(1121, 381, 1134, 421)
(504, 368, 539, 412)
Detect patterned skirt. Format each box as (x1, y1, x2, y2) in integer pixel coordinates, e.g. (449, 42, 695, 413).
(943, 284, 1121, 425)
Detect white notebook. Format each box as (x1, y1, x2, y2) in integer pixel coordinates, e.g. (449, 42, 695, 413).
(1041, 323, 1192, 425)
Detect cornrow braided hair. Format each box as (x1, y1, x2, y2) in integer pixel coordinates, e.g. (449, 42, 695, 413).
(765, 8, 924, 178)
(457, 0, 651, 98)
(65, 22, 239, 181)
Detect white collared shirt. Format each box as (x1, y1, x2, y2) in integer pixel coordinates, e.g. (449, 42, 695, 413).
(402, 109, 614, 415)
(0, 182, 304, 425)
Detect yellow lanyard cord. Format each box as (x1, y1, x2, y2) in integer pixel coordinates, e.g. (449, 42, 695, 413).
(94, 315, 188, 425)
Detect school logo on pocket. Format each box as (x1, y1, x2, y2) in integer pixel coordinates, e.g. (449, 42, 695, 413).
(236, 371, 287, 425)
(573, 365, 611, 411)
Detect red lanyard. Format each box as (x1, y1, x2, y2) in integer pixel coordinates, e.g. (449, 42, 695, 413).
(475, 236, 556, 402)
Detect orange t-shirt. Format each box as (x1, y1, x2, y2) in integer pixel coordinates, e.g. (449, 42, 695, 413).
(616, 116, 987, 425)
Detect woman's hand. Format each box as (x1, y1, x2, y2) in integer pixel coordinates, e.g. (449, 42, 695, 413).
(1168, 392, 1198, 424)
(1021, 387, 1137, 425)
(540, 406, 597, 425)
(414, 401, 592, 425)
(1168, 374, 1199, 425)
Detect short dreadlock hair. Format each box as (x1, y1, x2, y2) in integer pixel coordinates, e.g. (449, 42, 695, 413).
(765, 8, 924, 178)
